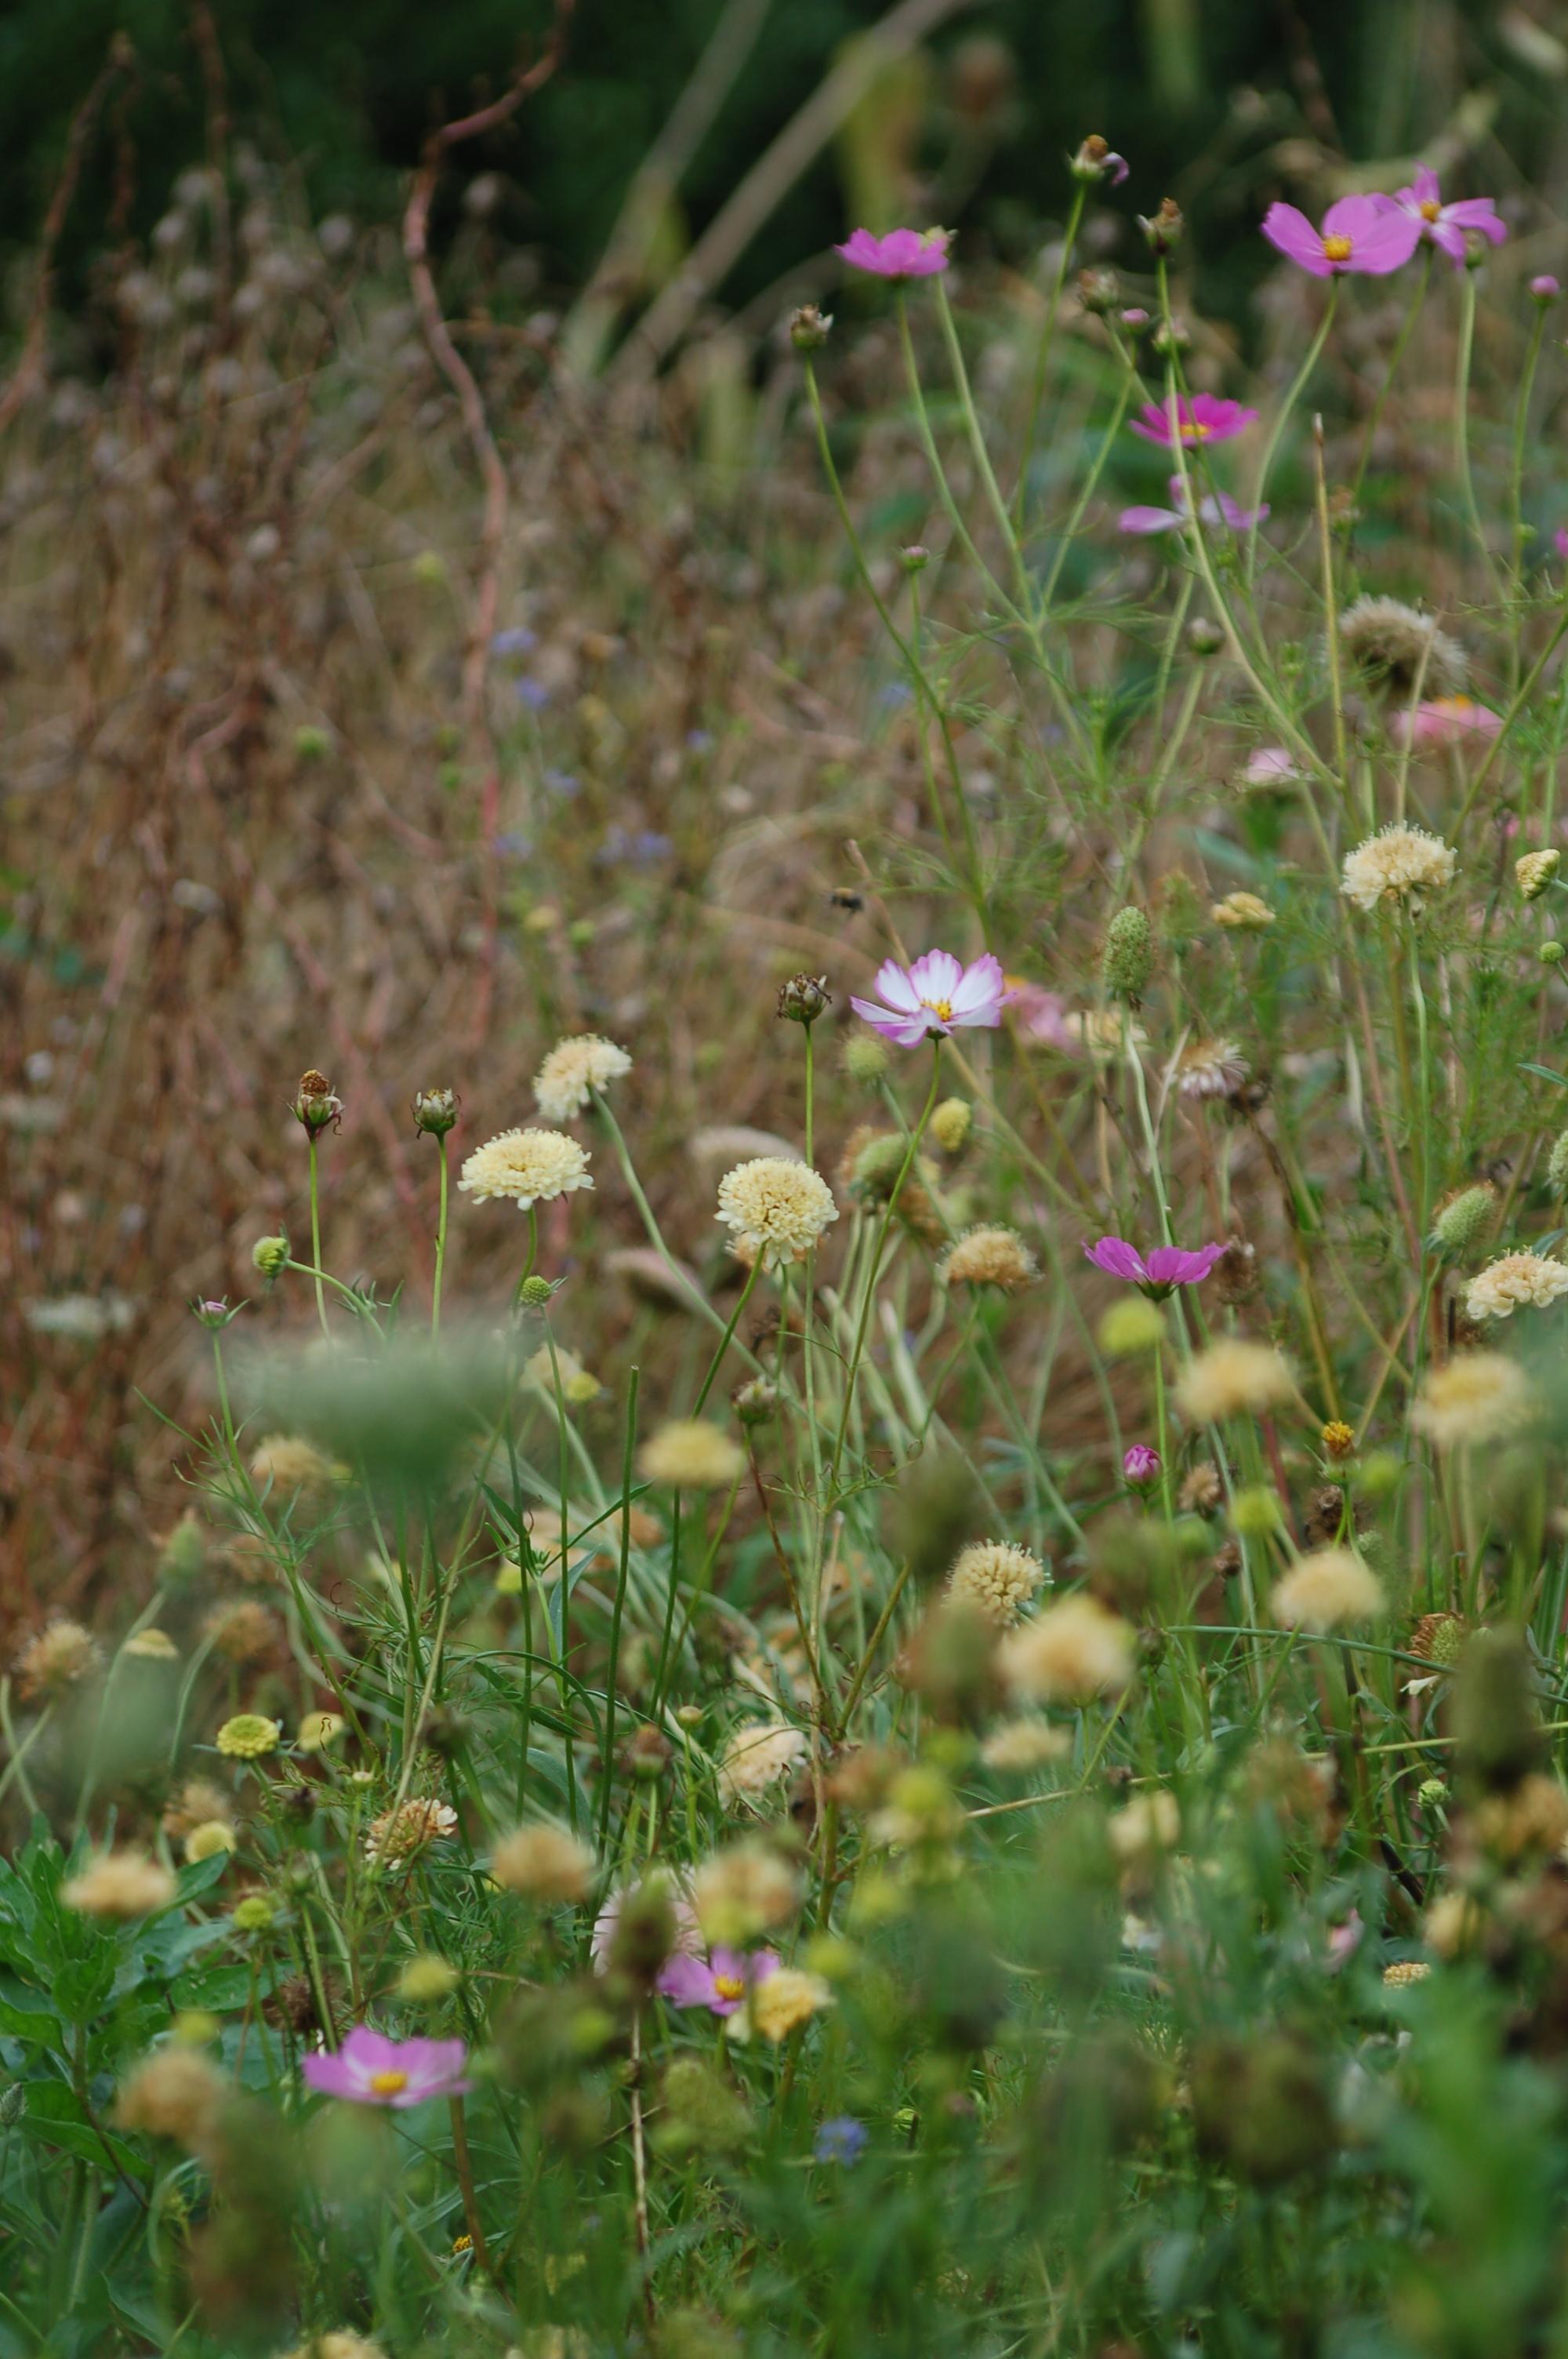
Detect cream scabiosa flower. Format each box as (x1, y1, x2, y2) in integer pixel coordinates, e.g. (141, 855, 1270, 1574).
(718, 1721, 808, 1807)
(944, 1540, 1046, 1628)
(1465, 1252, 1568, 1321)
(939, 1225, 1038, 1292)
(999, 1594, 1135, 1703)
(1341, 825, 1456, 916)
(1271, 1548, 1384, 1632)
(532, 1034, 632, 1122)
(459, 1127, 592, 1209)
(716, 1157, 838, 1267)
(1174, 1339, 1294, 1423)
(1412, 1353, 1536, 1448)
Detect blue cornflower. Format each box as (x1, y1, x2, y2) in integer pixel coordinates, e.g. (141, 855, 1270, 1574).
(813, 2117, 868, 2165)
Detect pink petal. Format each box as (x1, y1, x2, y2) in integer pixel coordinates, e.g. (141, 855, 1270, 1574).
(871, 958, 924, 1014)
(1119, 504, 1185, 535)
(1409, 165, 1441, 208)
(658, 1954, 718, 2008)
(1083, 1236, 1149, 1283)
(1345, 212, 1423, 273)
(1261, 202, 1328, 271)
(909, 948, 964, 1003)
(948, 953, 1005, 1015)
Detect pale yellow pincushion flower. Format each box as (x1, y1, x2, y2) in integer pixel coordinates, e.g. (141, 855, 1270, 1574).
(638, 1419, 745, 1491)
(718, 1720, 808, 1806)
(1465, 1251, 1568, 1322)
(491, 1823, 596, 1904)
(458, 1127, 592, 1210)
(1341, 824, 1456, 917)
(1411, 1354, 1536, 1448)
(727, 1966, 833, 2045)
(1271, 1548, 1384, 1632)
(716, 1157, 838, 1267)
(62, 1852, 177, 1920)
(532, 1034, 632, 1122)
(938, 1226, 1038, 1292)
(943, 1540, 1045, 1628)
(1174, 1339, 1294, 1423)
(999, 1594, 1135, 1703)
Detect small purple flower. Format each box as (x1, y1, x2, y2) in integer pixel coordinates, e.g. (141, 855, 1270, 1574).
(1119, 474, 1268, 537)
(1129, 393, 1258, 449)
(814, 2116, 869, 2165)
(190, 1297, 233, 1329)
(1531, 274, 1561, 303)
(658, 1946, 779, 2019)
(1244, 746, 1302, 786)
(543, 768, 580, 799)
(1123, 1444, 1162, 1490)
(1261, 195, 1421, 278)
(1387, 167, 1506, 270)
(1083, 1236, 1226, 1299)
(1119, 306, 1150, 331)
(1556, 527, 1568, 563)
(851, 951, 1011, 1048)
(491, 626, 538, 658)
(514, 677, 550, 710)
(835, 227, 952, 282)
(302, 2026, 470, 2110)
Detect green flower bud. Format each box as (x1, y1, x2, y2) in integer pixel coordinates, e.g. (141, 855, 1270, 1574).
(1429, 1183, 1496, 1257)
(789, 304, 833, 352)
(1097, 1297, 1166, 1357)
(1102, 905, 1154, 1003)
(251, 1234, 290, 1281)
(1548, 1128, 1568, 1196)
(412, 1086, 459, 1138)
(1417, 1777, 1447, 1809)
(930, 1097, 972, 1154)
(1230, 1485, 1281, 1538)
(1541, 939, 1565, 965)
(293, 725, 330, 761)
(517, 1274, 555, 1310)
(843, 1034, 891, 1087)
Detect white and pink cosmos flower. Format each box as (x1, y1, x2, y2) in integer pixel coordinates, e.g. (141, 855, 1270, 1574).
(851, 951, 1011, 1047)
(302, 2026, 470, 2109)
(1393, 696, 1503, 749)
(1120, 474, 1268, 536)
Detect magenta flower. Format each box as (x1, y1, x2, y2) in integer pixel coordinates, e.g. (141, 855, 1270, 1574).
(851, 950, 1011, 1048)
(1387, 167, 1505, 269)
(1119, 474, 1268, 536)
(1123, 1444, 1162, 1490)
(658, 1946, 779, 2019)
(1129, 393, 1258, 449)
(1083, 1236, 1226, 1298)
(1532, 275, 1561, 302)
(1261, 196, 1421, 278)
(834, 227, 952, 282)
(302, 2026, 470, 2109)
(1393, 695, 1503, 749)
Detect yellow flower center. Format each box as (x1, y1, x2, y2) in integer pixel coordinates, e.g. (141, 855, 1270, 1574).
(1183, 421, 1210, 441)
(1322, 234, 1354, 263)
(369, 2070, 409, 2095)
(920, 998, 954, 1022)
(1439, 696, 1475, 714)
(713, 1973, 746, 2001)
(1419, 200, 1440, 223)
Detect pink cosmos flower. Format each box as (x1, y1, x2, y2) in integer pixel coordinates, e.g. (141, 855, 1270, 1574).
(1244, 746, 1302, 785)
(1387, 167, 1506, 269)
(835, 227, 952, 281)
(1005, 979, 1075, 1048)
(302, 2026, 470, 2109)
(1083, 1236, 1226, 1297)
(851, 950, 1011, 1048)
(1129, 392, 1258, 449)
(1394, 695, 1503, 748)
(1555, 527, 1568, 563)
(658, 1946, 779, 2018)
(1261, 196, 1421, 278)
(1119, 474, 1268, 536)
(1123, 1445, 1162, 1489)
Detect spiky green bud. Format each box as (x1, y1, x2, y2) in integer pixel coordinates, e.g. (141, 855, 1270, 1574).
(1102, 906, 1154, 1003)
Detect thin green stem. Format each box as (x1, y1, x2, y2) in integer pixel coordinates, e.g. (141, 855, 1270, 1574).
(307, 1137, 329, 1339)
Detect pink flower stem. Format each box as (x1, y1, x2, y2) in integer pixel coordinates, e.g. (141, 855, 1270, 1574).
(1347, 245, 1431, 519)
(1244, 278, 1338, 587)
(1011, 179, 1086, 527)
(828, 1044, 944, 1485)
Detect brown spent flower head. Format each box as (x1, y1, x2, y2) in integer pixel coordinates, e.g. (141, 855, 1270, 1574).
(412, 1085, 459, 1137)
(62, 1851, 177, 1921)
(1301, 1484, 1349, 1548)
(364, 1796, 458, 1870)
(939, 1224, 1038, 1293)
(789, 303, 833, 351)
(943, 1539, 1046, 1629)
(1410, 1611, 1468, 1667)
(1176, 1038, 1250, 1101)
(1178, 1462, 1225, 1516)
(203, 1601, 278, 1665)
(776, 973, 831, 1027)
(1339, 596, 1468, 698)
(491, 1823, 596, 1904)
(1138, 197, 1185, 253)
(249, 1434, 341, 1495)
(16, 1618, 100, 1699)
(292, 1068, 343, 1140)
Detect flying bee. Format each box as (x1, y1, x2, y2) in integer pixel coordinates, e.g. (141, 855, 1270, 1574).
(828, 886, 865, 914)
